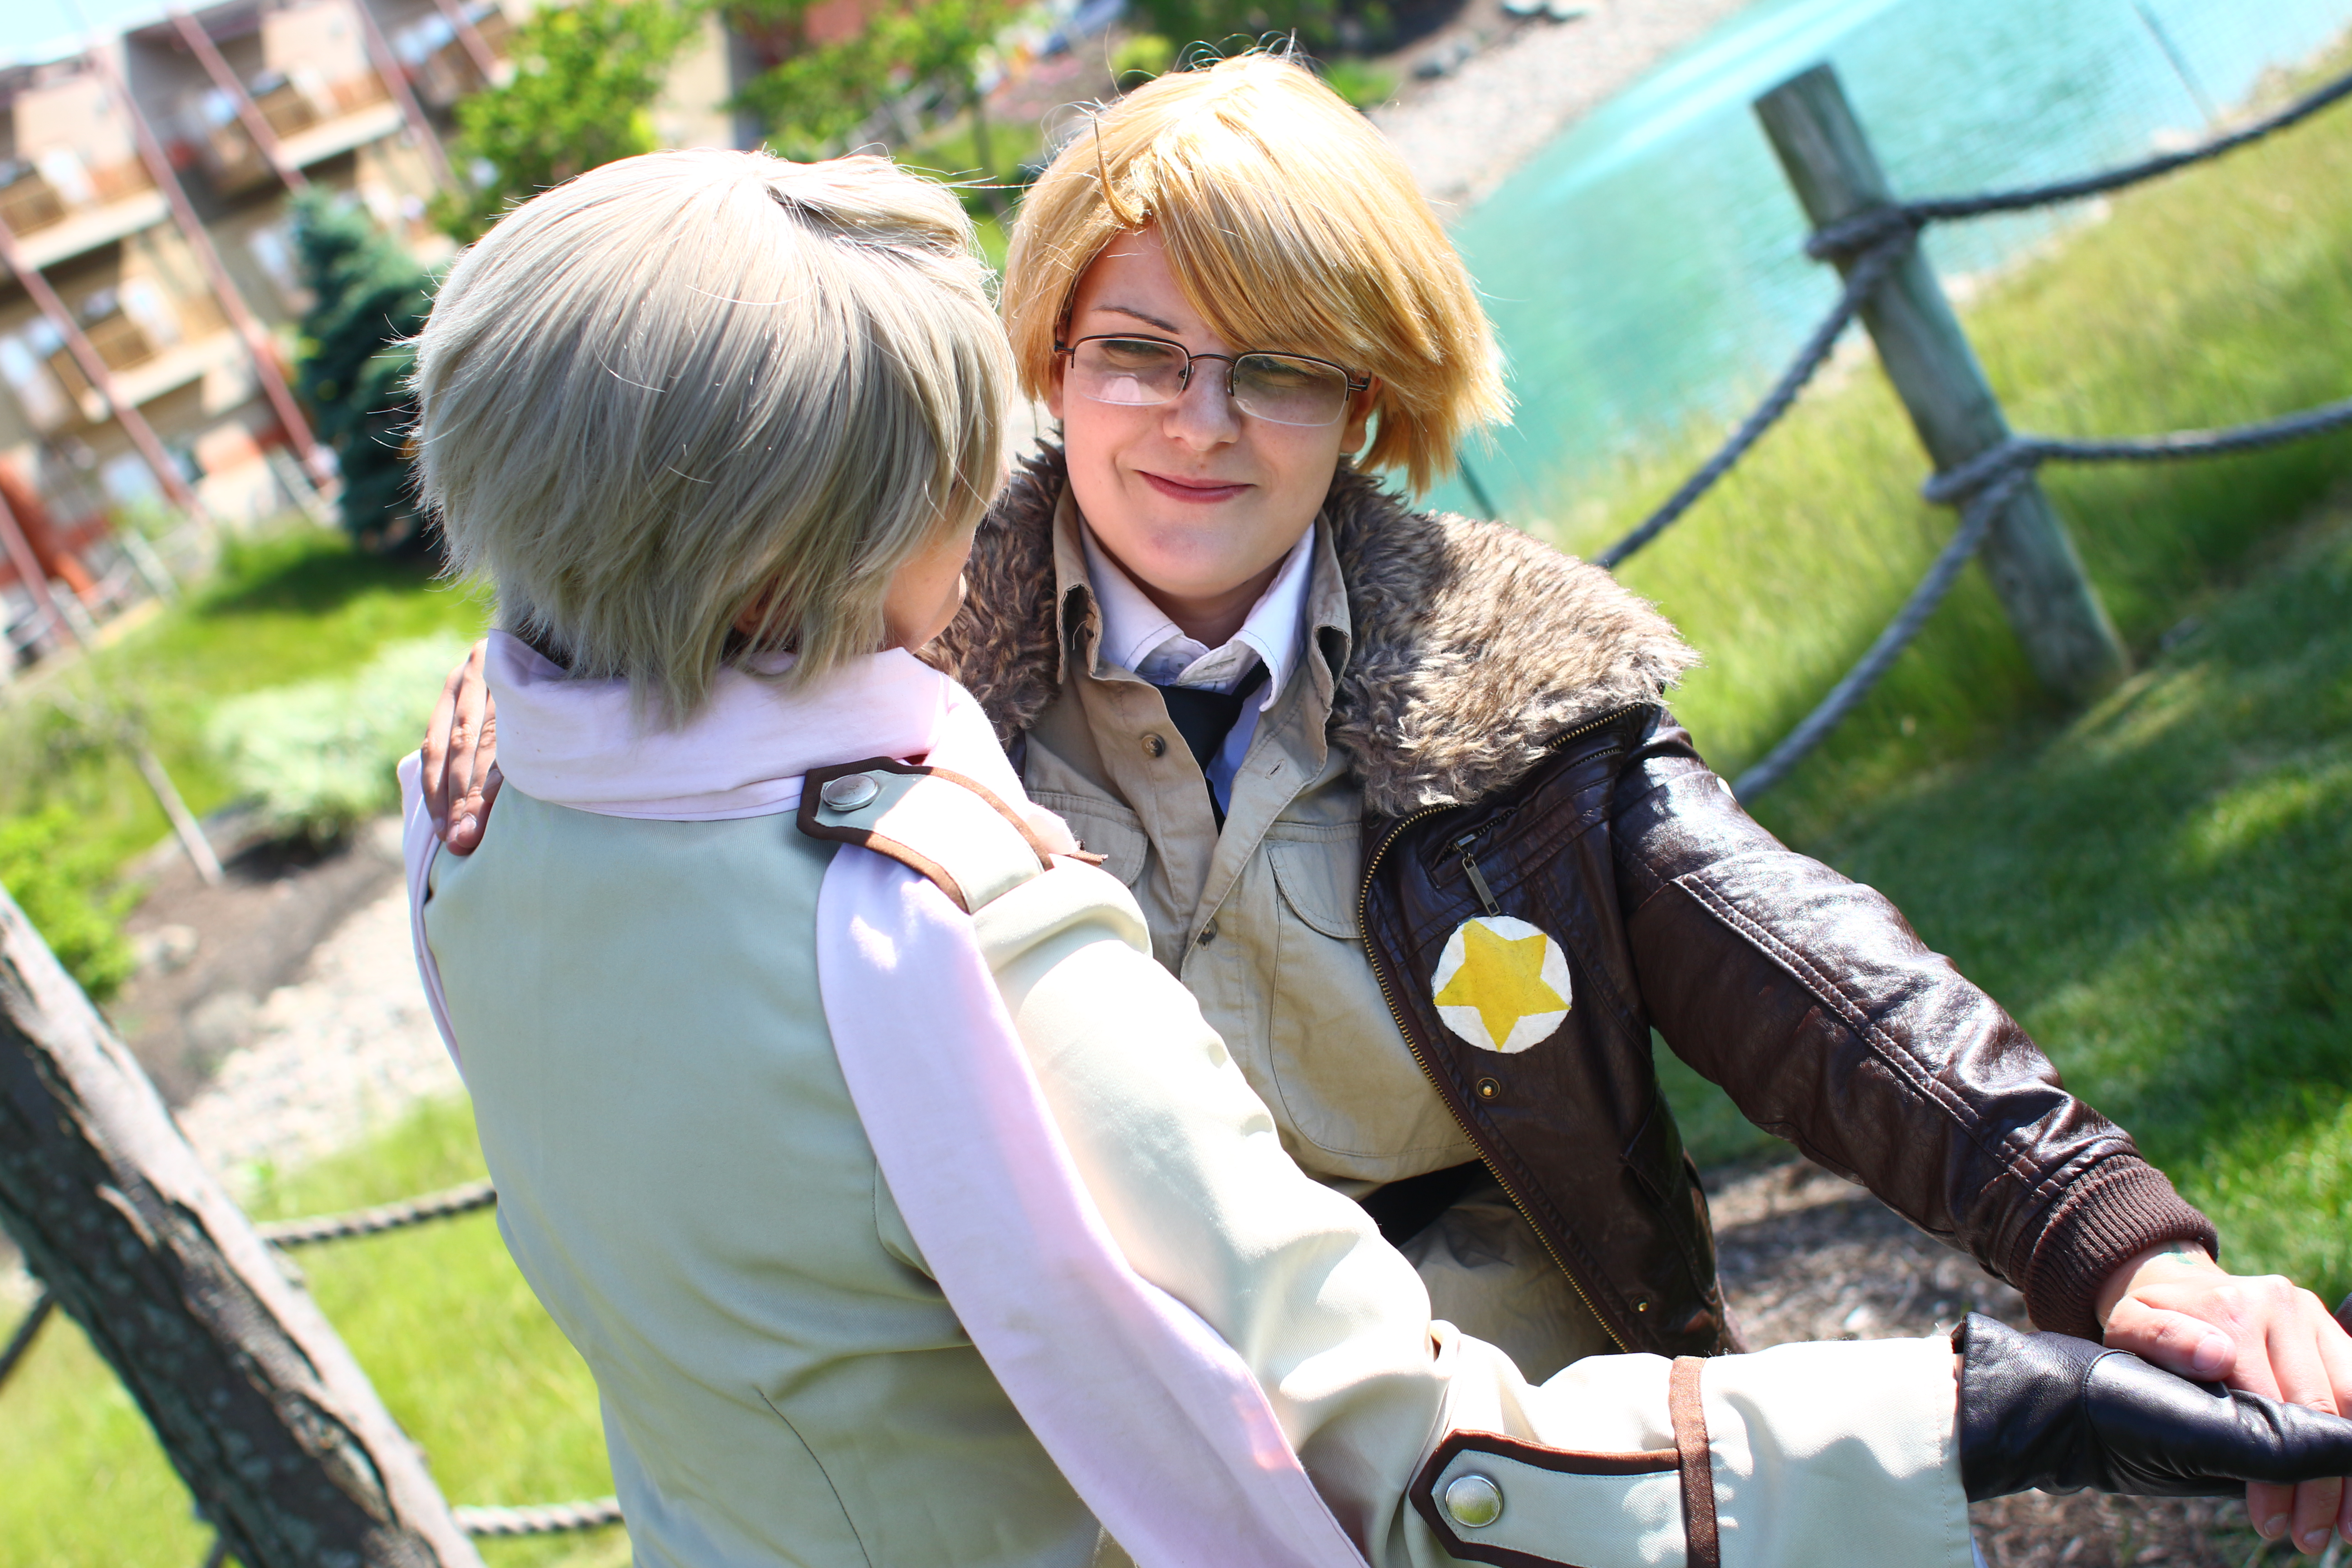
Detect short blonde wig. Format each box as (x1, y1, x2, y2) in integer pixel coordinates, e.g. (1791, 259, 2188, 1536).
(1002, 53, 1506, 495)
(415, 149, 1009, 718)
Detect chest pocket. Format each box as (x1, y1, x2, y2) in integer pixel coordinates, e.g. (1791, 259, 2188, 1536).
(1261, 833, 1472, 1171)
(1029, 792, 1149, 888)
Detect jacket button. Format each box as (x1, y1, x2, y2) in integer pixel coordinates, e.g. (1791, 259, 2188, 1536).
(819, 772, 881, 811)
(1473, 1077, 1501, 1102)
(1197, 918, 1218, 946)
(1142, 733, 1167, 759)
(1443, 1473, 1504, 1529)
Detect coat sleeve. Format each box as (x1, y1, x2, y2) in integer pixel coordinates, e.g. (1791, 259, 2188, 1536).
(973, 860, 1973, 1568)
(1609, 708, 2216, 1340)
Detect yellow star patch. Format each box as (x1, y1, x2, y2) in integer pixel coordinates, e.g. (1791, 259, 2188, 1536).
(1430, 915, 1572, 1054)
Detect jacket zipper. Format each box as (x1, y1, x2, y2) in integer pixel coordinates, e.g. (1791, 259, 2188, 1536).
(1356, 707, 1636, 1354)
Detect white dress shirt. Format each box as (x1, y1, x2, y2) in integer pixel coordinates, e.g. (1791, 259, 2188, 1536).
(1080, 522, 1314, 814)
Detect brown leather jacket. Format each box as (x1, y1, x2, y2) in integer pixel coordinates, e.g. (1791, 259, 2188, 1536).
(1364, 703, 2217, 1356)
(945, 449, 2217, 1360)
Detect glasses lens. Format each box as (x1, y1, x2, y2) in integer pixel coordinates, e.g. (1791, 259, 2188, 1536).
(1232, 353, 1352, 426)
(1072, 338, 1187, 406)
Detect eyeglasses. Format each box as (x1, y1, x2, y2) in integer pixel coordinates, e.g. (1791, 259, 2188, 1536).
(1054, 334, 1371, 428)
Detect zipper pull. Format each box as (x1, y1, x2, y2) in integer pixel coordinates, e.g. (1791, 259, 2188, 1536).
(1455, 833, 1502, 916)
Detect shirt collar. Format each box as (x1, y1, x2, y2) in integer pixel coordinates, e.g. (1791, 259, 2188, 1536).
(1078, 520, 1314, 713)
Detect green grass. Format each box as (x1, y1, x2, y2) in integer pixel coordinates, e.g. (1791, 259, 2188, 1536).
(1540, 46, 2352, 837)
(0, 528, 489, 956)
(1611, 50, 2352, 1301)
(1660, 501, 2352, 1306)
(0, 1095, 624, 1568)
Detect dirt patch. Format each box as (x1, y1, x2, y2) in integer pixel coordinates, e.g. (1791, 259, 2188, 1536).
(106, 813, 404, 1107)
(1707, 1158, 2269, 1568)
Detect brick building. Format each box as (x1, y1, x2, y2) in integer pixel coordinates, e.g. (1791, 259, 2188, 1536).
(0, 0, 751, 667)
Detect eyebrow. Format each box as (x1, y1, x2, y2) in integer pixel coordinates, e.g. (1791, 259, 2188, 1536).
(1091, 304, 1186, 334)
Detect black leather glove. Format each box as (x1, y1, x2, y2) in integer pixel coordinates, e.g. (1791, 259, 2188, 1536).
(1957, 1313, 2352, 1500)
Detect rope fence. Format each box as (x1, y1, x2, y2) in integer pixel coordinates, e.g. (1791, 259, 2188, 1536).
(1576, 61, 2352, 798)
(257, 1178, 498, 1248)
(0, 1176, 623, 1547)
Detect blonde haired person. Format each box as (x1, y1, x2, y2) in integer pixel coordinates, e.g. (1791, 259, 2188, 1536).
(421, 58, 2352, 1556)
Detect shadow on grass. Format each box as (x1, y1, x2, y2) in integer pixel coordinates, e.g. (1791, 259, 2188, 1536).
(194, 529, 440, 622)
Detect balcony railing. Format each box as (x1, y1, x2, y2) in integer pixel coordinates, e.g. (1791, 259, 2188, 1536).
(0, 157, 156, 239)
(43, 293, 233, 417)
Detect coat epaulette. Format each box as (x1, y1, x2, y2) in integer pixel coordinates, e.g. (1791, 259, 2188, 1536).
(797, 760, 1059, 914)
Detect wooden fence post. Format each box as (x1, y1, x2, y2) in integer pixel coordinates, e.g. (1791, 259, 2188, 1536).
(0, 884, 481, 1568)
(1755, 64, 2130, 703)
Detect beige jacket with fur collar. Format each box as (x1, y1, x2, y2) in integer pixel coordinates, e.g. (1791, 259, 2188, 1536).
(932, 450, 1697, 1378)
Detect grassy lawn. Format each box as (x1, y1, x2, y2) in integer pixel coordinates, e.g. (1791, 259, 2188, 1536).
(1614, 48, 2352, 1302)
(1659, 500, 2352, 1308)
(0, 529, 490, 879)
(1547, 44, 2352, 834)
(0, 1096, 626, 1568)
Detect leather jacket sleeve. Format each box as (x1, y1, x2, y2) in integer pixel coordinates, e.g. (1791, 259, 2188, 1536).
(1610, 710, 2215, 1339)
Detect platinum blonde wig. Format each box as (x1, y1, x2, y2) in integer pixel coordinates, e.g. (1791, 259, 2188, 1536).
(1003, 53, 1506, 495)
(415, 149, 1010, 718)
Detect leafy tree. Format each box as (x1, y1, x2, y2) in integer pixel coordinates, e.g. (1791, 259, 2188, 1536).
(289, 191, 432, 554)
(735, 0, 1020, 203)
(438, 0, 707, 242)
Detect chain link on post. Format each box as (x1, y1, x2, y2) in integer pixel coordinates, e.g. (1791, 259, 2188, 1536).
(453, 1498, 626, 1538)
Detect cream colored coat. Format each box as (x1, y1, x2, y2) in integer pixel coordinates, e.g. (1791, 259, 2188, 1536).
(425, 772, 1970, 1568)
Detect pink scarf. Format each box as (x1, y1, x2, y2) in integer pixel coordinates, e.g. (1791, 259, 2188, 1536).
(400, 633, 1367, 1568)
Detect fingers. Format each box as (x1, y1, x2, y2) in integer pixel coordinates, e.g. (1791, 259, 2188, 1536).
(2289, 1476, 2343, 1554)
(421, 649, 471, 829)
(2103, 1295, 2236, 1382)
(445, 760, 499, 856)
(2229, 1281, 2352, 1553)
(424, 641, 493, 847)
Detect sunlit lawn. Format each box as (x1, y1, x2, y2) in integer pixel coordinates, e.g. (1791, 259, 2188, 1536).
(0, 1095, 624, 1568)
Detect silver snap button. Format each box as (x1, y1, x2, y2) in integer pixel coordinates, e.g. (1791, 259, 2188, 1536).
(1142, 733, 1168, 759)
(819, 772, 882, 812)
(1443, 1472, 1503, 1529)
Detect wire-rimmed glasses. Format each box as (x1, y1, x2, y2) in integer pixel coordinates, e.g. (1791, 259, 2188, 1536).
(1055, 334, 1371, 428)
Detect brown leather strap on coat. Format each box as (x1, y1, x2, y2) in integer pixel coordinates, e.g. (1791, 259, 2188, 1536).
(1670, 1355, 1720, 1568)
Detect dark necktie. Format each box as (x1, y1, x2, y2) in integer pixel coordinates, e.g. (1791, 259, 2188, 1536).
(1154, 662, 1269, 825)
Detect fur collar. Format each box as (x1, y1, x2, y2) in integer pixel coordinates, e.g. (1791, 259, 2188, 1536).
(930, 447, 1697, 817)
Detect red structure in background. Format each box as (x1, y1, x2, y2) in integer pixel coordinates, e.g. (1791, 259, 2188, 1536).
(0, 461, 97, 603)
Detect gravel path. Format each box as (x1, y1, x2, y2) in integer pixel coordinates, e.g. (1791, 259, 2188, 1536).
(1369, 0, 1762, 210)
(172, 862, 460, 1196)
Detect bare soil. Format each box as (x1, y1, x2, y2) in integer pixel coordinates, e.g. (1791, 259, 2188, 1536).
(1707, 1158, 2273, 1568)
(105, 813, 402, 1107)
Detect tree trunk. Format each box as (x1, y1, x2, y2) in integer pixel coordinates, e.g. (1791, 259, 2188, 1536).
(0, 885, 481, 1568)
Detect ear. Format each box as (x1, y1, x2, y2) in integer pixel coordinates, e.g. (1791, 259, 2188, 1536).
(1045, 350, 1068, 421)
(1339, 377, 1381, 456)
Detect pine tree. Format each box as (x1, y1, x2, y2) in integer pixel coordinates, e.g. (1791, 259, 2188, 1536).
(289, 191, 433, 554)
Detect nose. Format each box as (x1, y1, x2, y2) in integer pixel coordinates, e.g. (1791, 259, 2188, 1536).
(1162, 359, 1241, 450)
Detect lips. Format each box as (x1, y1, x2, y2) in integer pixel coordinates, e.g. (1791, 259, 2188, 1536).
(1139, 470, 1250, 503)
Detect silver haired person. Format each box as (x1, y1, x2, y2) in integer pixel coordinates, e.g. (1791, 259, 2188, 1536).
(401, 146, 2352, 1568)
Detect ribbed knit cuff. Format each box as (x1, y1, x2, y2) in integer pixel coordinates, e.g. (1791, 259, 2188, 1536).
(2022, 1159, 2220, 1339)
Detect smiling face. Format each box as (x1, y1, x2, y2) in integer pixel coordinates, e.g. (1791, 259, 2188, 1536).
(1046, 227, 1375, 646)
